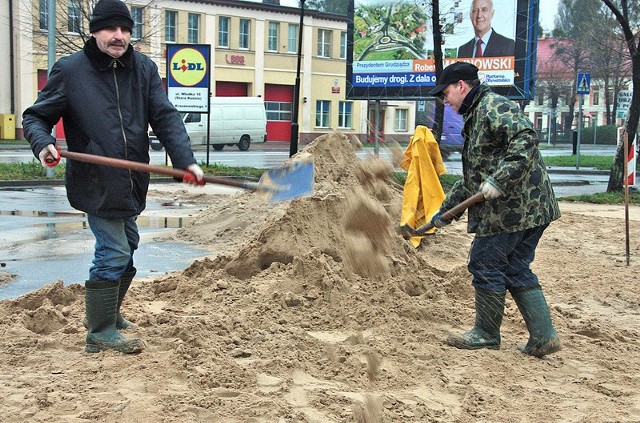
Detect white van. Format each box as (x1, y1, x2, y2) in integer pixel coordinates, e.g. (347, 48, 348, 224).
(150, 97, 267, 151)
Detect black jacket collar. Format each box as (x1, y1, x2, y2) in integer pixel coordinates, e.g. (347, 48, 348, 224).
(83, 37, 134, 71)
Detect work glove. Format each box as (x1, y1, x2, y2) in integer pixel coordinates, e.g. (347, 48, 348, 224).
(182, 163, 205, 185)
(481, 180, 502, 200)
(39, 144, 60, 167)
(431, 212, 452, 229)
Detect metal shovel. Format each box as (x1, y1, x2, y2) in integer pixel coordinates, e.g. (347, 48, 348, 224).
(54, 149, 314, 204)
(400, 192, 485, 237)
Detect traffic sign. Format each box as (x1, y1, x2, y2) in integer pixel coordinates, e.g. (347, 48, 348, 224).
(577, 73, 591, 95)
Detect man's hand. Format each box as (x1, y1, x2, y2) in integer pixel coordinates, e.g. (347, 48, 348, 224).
(481, 180, 502, 200)
(183, 164, 205, 185)
(431, 212, 452, 229)
(38, 144, 60, 167)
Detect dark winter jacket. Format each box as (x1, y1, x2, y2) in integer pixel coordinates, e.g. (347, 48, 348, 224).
(441, 84, 561, 236)
(23, 37, 196, 218)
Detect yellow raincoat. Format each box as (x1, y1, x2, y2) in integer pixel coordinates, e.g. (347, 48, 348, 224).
(400, 125, 447, 247)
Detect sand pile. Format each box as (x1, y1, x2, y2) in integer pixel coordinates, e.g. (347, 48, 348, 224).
(1, 133, 640, 422)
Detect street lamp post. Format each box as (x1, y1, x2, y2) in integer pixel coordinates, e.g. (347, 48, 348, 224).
(46, 0, 56, 178)
(289, 0, 305, 158)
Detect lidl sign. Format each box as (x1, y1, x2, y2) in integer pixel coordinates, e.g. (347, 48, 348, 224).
(166, 44, 211, 113)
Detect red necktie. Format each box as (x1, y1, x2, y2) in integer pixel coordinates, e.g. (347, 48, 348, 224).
(476, 39, 483, 57)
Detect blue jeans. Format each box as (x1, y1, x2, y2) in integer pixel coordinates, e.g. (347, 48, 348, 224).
(468, 225, 548, 293)
(87, 214, 139, 281)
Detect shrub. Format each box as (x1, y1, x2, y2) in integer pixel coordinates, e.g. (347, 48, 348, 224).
(581, 125, 619, 145)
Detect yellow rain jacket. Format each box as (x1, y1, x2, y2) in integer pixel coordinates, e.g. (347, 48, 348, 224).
(400, 125, 447, 247)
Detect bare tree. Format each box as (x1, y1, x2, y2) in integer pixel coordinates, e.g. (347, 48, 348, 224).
(601, 0, 640, 191)
(27, 0, 163, 61)
(550, 0, 598, 141)
(585, 6, 632, 125)
(536, 55, 573, 145)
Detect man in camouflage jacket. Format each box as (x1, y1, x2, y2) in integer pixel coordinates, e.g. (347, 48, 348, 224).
(427, 62, 561, 358)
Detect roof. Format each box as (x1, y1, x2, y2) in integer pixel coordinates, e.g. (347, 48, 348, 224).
(536, 37, 574, 78)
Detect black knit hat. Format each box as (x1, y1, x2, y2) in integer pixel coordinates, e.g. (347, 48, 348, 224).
(428, 62, 479, 96)
(89, 0, 134, 33)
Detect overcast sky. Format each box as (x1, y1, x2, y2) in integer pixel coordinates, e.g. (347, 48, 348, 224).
(539, 0, 560, 32)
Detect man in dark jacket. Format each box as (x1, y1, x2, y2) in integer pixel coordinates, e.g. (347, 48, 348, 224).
(427, 62, 561, 358)
(457, 0, 515, 58)
(22, 0, 204, 354)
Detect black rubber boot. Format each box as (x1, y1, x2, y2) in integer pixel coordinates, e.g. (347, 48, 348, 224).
(85, 279, 144, 354)
(116, 267, 137, 330)
(446, 287, 505, 350)
(510, 285, 561, 358)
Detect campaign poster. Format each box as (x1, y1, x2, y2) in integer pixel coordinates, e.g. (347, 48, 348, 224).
(346, 0, 537, 100)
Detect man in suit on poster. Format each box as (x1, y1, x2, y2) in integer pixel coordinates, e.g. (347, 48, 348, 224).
(457, 0, 515, 58)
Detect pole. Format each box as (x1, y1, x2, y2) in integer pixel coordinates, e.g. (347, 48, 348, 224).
(623, 130, 630, 265)
(46, 0, 56, 178)
(289, 0, 305, 158)
(547, 113, 551, 146)
(593, 113, 597, 145)
(576, 95, 582, 169)
(374, 100, 380, 157)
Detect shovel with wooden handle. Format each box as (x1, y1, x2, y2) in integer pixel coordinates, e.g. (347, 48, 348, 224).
(400, 192, 485, 237)
(51, 149, 314, 204)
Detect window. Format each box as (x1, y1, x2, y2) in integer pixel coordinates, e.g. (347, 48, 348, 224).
(165, 11, 177, 43)
(239, 19, 250, 49)
(338, 101, 352, 128)
(536, 92, 544, 106)
(183, 113, 202, 123)
(288, 24, 298, 53)
(395, 109, 408, 132)
(39, 0, 48, 30)
(68, 0, 81, 33)
(268, 22, 279, 52)
(340, 31, 347, 59)
(317, 29, 332, 58)
(188, 13, 200, 43)
(218, 16, 229, 48)
(131, 6, 144, 39)
(265, 102, 292, 121)
(316, 101, 330, 128)
(592, 87, 599, 106)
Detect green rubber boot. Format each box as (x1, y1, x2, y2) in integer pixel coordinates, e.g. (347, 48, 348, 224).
(85, 279, 144, 354)
(446, 287, 505, 350)
(116, 267, 137, 330)
(510, 285, 561, 358)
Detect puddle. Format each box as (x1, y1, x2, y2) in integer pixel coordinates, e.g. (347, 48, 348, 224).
(0, 241, 210, 300)
(1, 210, 195, 229)
(0, 186, 211, 300)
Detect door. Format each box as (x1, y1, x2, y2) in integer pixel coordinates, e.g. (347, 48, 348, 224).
(367, 106, 385, 144)
(264, 84, 293, 142)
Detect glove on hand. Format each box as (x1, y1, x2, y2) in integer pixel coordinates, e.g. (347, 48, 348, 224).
(481, 181, 502, 200)
(40, 144, 61, 168)
(431, 212, 452, 229)
(182, 164, 205, 185)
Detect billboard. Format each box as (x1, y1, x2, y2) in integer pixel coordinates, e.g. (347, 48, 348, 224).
(346, 0, 538, 100)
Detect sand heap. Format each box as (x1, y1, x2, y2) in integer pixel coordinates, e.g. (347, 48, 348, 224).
(2, 132, 640, 422)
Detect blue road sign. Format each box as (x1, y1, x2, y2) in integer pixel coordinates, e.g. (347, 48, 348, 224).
(577, 73, 591, 95)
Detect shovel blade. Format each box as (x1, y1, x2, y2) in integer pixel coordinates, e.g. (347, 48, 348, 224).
(259, 158, 314, 203)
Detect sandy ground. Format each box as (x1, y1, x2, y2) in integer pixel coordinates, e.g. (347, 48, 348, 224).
(1, 133, 640, 422)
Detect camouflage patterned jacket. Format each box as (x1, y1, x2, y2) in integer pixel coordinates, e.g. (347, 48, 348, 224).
(441, 84, 561, 236)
